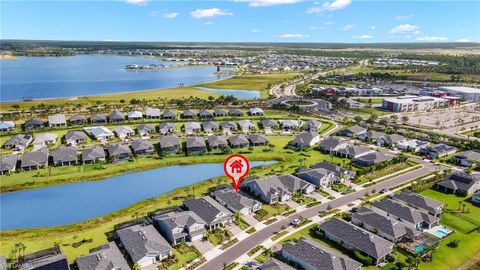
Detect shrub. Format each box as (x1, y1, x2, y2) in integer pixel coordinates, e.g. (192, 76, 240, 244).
(447, 239, 459, 248)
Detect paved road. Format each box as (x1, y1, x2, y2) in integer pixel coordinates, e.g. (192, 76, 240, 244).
(198, 161, 436, 270)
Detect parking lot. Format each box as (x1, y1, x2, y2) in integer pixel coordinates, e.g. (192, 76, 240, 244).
(403, 109, 480, 130)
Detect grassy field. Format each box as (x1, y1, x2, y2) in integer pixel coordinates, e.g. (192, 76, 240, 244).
(198, 73, 300, 99)
(354, 98, 383, 105)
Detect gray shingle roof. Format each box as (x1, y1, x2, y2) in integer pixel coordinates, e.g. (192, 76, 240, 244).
(52, 146, 77, 163)
(282, 237, 362, 270)
(345, 125, 367, 135)
(3, 134, 32, 148)
(311, 162, 355, 178)
(158, 122, 176, 133)
(228, 134, 249, 146)
(131, 140, 154, 152)
(436, 172, 480, 193)
(81, 146, 105, 162)
(152, 210, 206, 232)
(207, 135, 228, 148)
(304, 120, 321, 131)
(107, 144, 131, 156)
(90, 114, 107, 122)
(69, 115, 86, 123)
(65, 130, 87, 141)
(24, 118, 45, 127)
(319, 138, 348, 150)
(76, 242, 131, 270)
(258, 258, 296, 270)
(146, 108, 161, 117)
(19, 247, 68, 270)
(372, 199, 439, 225)
(48, 114, 66, 125)
(248, 134, 268, 145)
(0, 154, 18, 172)
(162, 110, 177, 118)
(182, 109, 197, 117)
(183, 196, 233, 225)
(185, 137, 206, 149)
(202, 121, 219, 131)
(136, 124, 155, 134)
(159, 135, 180, 149)
(352, 207, 407, 240)
(21, 148, 49, 168)
(336, 145, 372, 157)
(260, 119, 278, 129)
(391, 191, 444, 215)
(289, 132, 318, 148)
(353, 151, 393, 165)
(211, 186, 260, 212)
(454, 150, 480, 162)
(109, 110, 125, 121)
(221, 121, 237, 130)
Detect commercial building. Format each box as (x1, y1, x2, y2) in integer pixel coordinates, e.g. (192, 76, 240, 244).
(382, 96, 450, 112)
(438, 86, 480, 102)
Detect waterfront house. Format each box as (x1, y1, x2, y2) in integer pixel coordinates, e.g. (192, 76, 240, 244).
(0, 121, 15, 132)
(127, 111, 143, 120)
(213, 109, 228, 117)
(342, 125, 367, 138)
(84, 126, 114, 142)
(211, 185, 261, 215)
(281, 237, 362, 270)
(52, 146, 77, 166)
(397, 139, 429, 152)
(18, 246, 70, 270)
(391, 190, 444, 217)
(107, 143, 132, 162)
(33, 133, 58, 148)
(48, 114, 67, 127)
(89, 114, 107, 124)
(279, 120, 302, 131)
(358, 130, 386, 142)
(228, 134, 250, 148)
(353, 152, 394, 167)
(421, 144, 457, 159)
(184, 122, 201, 134)
(318, 218, 394, 265)
(136, 124, 155, 137)
(336, 145, 374, 159)
(304, 120, 322, 132)
(207, 135, 228, 150)
(311, 162, 356, 181)
(319, 137, 348, 154)
(159, 135, 181, 153)
(109, 110, 125, 123)
(113, 126, 135, 139)
(131, 139, 155, 156)
(453, 150, 480, 167)
(198, 109, 214, 119)
(436, 171, 480, 195)
(228, 109, 244, 117)
(248, 107, 264, 116)
(24, 118, 45, 131)
(377, 134, 406, 147)
(185, 137, 207, 154)
(151, 210, 206, 246)
(162, 110, 177, 119)
(288, 132, 320, 150)
(158, 122, 176, 135)
(202, 121, 219, 133)
(296, 167, 341, 188)
(3, 134, 33, 151)
(0, 154, 18, 175)
(21, 148, 49, 170)
(243, 174, 314, 204)
(182, 109, 197, 119)
(258, 258, 296, 270)
(81, 146, 106, 164)
(238, 120, 257, 133)
(76, 242, 130, 270)
(220, 121, 238, 132)
(351, 206, 407, 243)
(116, 224, 172, 268)
(183, 196, 234, 230)
(65, 130, 87, 146)
(146, 107, 161, 119)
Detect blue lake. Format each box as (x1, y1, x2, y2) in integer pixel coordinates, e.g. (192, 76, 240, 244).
(0, 161, 275, 230)
(0, 55, 233, 101)
(195, 87, 261, 100)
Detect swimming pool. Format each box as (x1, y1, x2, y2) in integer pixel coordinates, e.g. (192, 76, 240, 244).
(415, 244, 426, 254)
(429, 228, 452, 239)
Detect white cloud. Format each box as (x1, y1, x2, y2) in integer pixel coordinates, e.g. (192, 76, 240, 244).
(203, 21, 214, 25)
(457, 38, 471, 42)
(307, 0, 351, 14)
(371, 25, 376, 30)
(395, 14, 414, 20)
(163, 12, 178, 19)
(235, 0, 303, 7)
(390, 24, 420, 34)
(125, 0, 148, 5)
(190, 8, 233, 19)
(353, 34, 373, 39)
(416, 36, 447, 41)
(339, 24, 353, 31)
(278, 33, 309, 38)
(251, 29, 261, 32)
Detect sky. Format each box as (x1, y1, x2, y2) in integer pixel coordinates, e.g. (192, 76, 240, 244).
(1, 0, 479, 43)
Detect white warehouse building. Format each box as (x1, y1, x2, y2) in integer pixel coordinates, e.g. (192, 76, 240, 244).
(438, 86, 480, 102)
(382, 95, 450, 112)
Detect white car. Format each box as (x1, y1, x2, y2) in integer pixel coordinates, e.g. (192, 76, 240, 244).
(291, 218, 301, 226)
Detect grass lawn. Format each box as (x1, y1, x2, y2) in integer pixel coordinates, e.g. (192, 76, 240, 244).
(317, 121, 335, 135)
(418, 189, 480, 270)
(234, 216, 250, 230)
(271, 230, 289, 241)
(354, 98, 383, 105)
(164, 244, 200, 270)
(206, 228, 232, 246)
(354, 161, 418, 185)
(255, 248, 274, 263)
(292, 193, 316, 205)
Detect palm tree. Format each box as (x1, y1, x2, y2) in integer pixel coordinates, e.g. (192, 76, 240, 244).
(132, 263, 141, 270)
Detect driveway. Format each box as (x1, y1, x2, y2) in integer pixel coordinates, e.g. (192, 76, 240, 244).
(193, 239, 215, 255)
(307, 192, 327, 202)
(284, 200, 301, 209)
(226, 224, 242, 235)
(243, 214, 259, 227)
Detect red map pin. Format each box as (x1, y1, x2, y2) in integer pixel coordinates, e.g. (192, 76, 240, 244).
(223, 154, 250, 192)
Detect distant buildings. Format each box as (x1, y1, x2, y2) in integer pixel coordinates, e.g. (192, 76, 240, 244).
(437, 86, 480, 102)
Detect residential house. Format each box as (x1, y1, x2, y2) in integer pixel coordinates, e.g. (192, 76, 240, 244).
(18, 247, 70, 270)
(76, 242, 130, 270)
(311, 162, 356, 181)
(48, 114, 67, 127)
(436, 172, 480, 195)
(238, 120, 257, 133)
(52, 146, 77, 166)
(21, 148, 49, 170)
(220, 121, 238, 132)
(288, 132, 320, 149)
(336, 145, 374, 159)
(182, 109, 197, 119)
(107, 144, 132, 162)
(260, 119, 278, 132)
(243, 175, 314, 204)
(281, 237, 362, 270)
(146, 108, 161, 119)
(351, 206, 407, 243)
(211, 185, 261, 215)
(186, 137, 207, 154)
(296, 167, 341, 188)
(183, 196, 234, 230)
(159, 135, 181, 153)
(258, 258, 296, 270)
(279, 120, 302, 131)
(342, 125, 367, 138)
(249, 107, 264, 116)
(472, 192, 480, 204)
(127, 111, 143, 120)
(113, 126, 135, 139)
(89, 114, 107, 124)
(453, 150, 480, 167)
(228, 134, 250, 148)
(228, 109, 244, 117)
(377, 134, 406, 147)
(0, 154, 18, 175)
(84, 126, 114, 142)
(207, 135, 228, 150)
(151, 210, 206, 246)
(116, 224, 172, 268)
(397, 139, 429, 152)
(248, 134, 269, 146)
(358, 131, 386, 142)
(131, 139, 155, 156)
(421, 144, 457, 159)
(0, 121, 15, 132)
(24, 118, 45, 131)
(137, 124, 155, 137)
(198, 109, 214, 119)
(3, 134, 33, 151)
(184, 122, 201, 134)
(318, 218, 394, 265)
(319, 138, 348, 154)
(162, 110, 177, 120)
(69, 115, 87, 126)
(202, 121, 219, 134)
(371, 199, 440, 230)
(304, 120, 322, 132)
(81, 146, 106, 164)
(353, 152, 394, 167)
(213, 109, 228, 117)
(65, 130, 87, 146)
(33, 133, 58, 148)
(391, 190, 444, 218)
(158, 122, 176, 135)
(109, 110, 125, 123)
